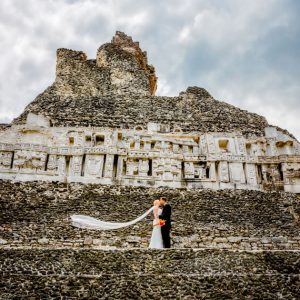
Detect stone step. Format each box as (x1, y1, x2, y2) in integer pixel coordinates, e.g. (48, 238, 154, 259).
(1, 248, 300, 299)
(1, 181, 300, 251)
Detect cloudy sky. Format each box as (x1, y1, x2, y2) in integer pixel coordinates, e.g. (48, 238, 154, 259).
(0, 0, 299, 138)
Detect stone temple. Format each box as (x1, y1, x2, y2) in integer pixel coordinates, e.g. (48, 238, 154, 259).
(1, 31, 300, 193)
(1, 32, 300, 298)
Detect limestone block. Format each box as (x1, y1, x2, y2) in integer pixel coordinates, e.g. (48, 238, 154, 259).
(227, 237, 242, 243)
(261, 237, 271, 244)
(0, 239, 7, 244)
(84, 155, 104, 177)
(38, 237, 49, 245)
(265, 126, 278, 138)
(92, 239, 103, 245)
(26, 113, 50, 128)
(216, 243, 231, 249)
(218, 161, 229, 182)
(272, 236, 288, 244)
(147, 122, 160, 133)
(83, 236, 93, 245)
(214, 237, 228, 243)
(229, 162, 246, 184)
(245, 164, 258, 185)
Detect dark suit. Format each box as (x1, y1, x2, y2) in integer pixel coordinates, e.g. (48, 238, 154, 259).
(159, 203, 172, 248)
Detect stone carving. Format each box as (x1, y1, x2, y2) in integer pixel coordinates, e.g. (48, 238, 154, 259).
(200, 136, 207, 154)
(126, 158, 139, 176)
(183, 162, 206, 179)
(184, 162, 194, 179)
(218, 161, 229, 182)
(229, 162, 246, 184)
(138, 160, 149, 176)
(0, 123, 299, 192)
(245, 164, 257, 185)
(153, 158, 181, 181)
(84, 155, 104, 177)
(46, 155, 57, 172)
(69, 155, 82, 177)
(206, 134, 217, 153)
(236, 136, 246, 155)
(104, 154, 114, 178)
(57, 156, 66, 175)
(262, 164, 281, 182)
(0, 151, 13, 169)
(13, 150, 46, 172)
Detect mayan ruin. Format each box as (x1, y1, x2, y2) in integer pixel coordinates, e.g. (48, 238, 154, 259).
(1, 31, 300, 193)
(1, 32, 300, 299)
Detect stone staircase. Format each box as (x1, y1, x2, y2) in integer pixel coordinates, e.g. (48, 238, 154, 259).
(1, 180, 300, 298)
(1, 248, 300, 299)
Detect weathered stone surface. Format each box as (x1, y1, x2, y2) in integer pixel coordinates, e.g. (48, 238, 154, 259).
(13, 88, 271, 137)
(0, 238, 7, 244)
(0, 249, 300, 299)
(1, 31, 300, 299)
(37, 237, 49, 245)
(1, 180, 299, 250)
(83, 236, 93, 245)
(1, 118, 300, 192)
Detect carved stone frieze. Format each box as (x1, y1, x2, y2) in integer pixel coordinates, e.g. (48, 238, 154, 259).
(0, 122, 299, 192)
(0, 151, 13, 169)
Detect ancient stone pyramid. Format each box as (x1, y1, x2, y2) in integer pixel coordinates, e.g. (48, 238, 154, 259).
(1, 31, 300, 193)
(1, 32, 300, 299)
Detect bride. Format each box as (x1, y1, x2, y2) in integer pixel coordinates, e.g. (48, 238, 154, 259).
(149, 200, 164, 249)
(70, 200, 164, 249)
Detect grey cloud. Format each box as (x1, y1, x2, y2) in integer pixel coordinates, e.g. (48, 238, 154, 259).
(0, 0, 299, 139)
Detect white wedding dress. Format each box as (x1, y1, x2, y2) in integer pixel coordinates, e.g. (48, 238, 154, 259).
(149, 207, 164, 249)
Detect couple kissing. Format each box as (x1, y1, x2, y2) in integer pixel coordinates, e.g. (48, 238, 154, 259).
(149, 197, 172, 249)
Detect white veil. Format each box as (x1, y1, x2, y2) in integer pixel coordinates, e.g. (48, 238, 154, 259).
(70, 207, 154, 230)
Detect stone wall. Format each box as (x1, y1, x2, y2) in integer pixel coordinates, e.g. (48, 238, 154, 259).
(1, 248, 299, 299)
(1, 180, 299, 250)
(55, 48, 111, 97)
(13, 87, 271, 138)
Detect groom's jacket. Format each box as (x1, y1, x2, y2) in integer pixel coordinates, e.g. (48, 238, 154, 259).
(159, 204, 172, 228)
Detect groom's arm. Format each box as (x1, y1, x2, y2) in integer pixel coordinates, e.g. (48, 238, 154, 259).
(159, 205, 171, 220)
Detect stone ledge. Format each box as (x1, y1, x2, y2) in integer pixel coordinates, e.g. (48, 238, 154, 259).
(1, 248, 300, 299)
(1, 248, 300, 274)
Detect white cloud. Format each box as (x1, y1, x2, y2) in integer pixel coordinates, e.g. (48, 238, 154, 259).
(0, 0, 299, 139)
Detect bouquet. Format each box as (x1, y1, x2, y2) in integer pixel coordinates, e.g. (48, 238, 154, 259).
(159, 219, 166, 227)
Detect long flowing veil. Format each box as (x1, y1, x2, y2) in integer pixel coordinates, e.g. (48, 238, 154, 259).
(70, 207, 154, 230)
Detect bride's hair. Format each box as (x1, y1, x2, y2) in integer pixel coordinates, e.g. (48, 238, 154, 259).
(153, 199, 160, 206)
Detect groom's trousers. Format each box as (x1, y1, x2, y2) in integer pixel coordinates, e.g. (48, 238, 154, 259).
(161, 225, 171, 248)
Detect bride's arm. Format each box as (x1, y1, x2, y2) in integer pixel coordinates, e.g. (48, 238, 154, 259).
(153, 206, 159, 225)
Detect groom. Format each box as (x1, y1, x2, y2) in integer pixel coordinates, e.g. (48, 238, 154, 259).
(159, 197, 172, 248)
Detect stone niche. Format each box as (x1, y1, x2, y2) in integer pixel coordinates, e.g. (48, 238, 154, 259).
(0, 117, 300, 193)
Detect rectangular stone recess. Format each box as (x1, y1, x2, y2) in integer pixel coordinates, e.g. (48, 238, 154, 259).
(0, 249, 299, 299)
